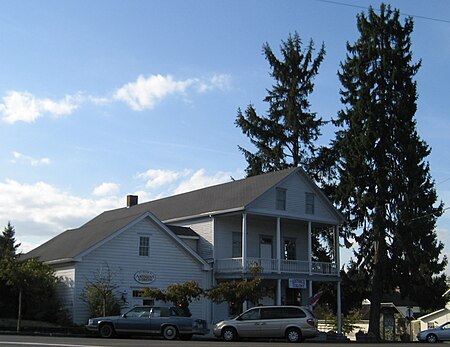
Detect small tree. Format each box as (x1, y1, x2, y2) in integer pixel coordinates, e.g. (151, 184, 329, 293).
(80, 264, 121, 317)
(143, 281, 203, 316)
(317, 304, 362, 336)
(206, 276, 271, 315)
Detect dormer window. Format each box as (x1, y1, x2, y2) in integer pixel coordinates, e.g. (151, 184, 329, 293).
(276, 188, 287, 210)
(305, 192, 315, 214)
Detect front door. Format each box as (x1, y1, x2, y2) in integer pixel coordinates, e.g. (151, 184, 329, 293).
(260, 236, 273, 271)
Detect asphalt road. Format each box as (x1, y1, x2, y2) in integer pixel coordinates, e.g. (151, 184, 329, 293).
(0, 334, 442, 347)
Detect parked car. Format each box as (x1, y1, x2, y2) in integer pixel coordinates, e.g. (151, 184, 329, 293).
(417, 322, 450, 343)
(85, 306, 208, 340)
(213, 305, 318, 342)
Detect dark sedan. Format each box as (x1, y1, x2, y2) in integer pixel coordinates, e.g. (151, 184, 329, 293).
(86, 306, 208, 340)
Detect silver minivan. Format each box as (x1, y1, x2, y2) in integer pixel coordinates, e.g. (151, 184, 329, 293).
(213, 305, 318, 342)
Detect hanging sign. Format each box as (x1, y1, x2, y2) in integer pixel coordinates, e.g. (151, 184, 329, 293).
(288, 278, 306, 289)
(134, 270, 156, 284)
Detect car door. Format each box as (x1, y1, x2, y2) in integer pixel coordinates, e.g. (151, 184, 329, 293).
(258, 308, 284, 338)
(437, 323, 450, 341)
(114, 307, 151, 334)
(234, 308, 262, 338)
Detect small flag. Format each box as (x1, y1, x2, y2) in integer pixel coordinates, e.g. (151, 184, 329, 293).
(308, 292, 322, 307)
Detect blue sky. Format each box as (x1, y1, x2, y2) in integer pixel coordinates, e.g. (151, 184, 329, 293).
(0, 0, 449, 270)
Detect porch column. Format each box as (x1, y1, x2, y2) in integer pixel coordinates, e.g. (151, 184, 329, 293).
(242, 213, 247, 272)
(337, 281, 342, 335)
(335, 224, 340, 273)
(276, 279, 282, 305)
(276, 217, 281, 273)
(308, 221, 312, 275)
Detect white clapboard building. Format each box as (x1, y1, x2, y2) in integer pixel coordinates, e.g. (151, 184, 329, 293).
(25, 167, 345, 326)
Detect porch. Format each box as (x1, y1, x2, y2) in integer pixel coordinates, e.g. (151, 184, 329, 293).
(215, 257, 338, 276)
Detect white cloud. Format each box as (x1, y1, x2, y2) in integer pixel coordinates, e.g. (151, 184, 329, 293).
(173, 169, 231, 194)
(93, 182, 120, 196)
(0, 179, 125, 253)
(0, 91, 80, 124)
(114, 74, 195, 111)
(196, 74, 231, 93)
(11, 151, 51, 166)
(137, 169, 189, 189)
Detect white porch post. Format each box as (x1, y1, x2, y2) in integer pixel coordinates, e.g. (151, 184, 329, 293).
(276, 279, 282, 305)
(242, 213, 248, 312)
(335, 225, 340, 272)
(242, 213, 247, 272)
(276, 217, 281, 273)
(337, 281, 342, 335)
(308, 221, 312, 275)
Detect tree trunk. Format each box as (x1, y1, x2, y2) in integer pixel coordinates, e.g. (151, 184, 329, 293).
(16, 288, 22, 332)
(368, 264, 382, 339)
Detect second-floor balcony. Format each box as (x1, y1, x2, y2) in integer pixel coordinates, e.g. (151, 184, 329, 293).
(215, 257, 338, 276)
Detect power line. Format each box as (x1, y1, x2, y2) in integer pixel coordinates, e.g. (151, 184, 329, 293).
(315, 0, 450, 24)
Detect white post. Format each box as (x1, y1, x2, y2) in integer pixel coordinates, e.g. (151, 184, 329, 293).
(335, 225, 340, 274)
(276, 217, 281, 273)
(337, 281, 342, 335)
(242, 213, 248, 313)
(277, 279, 282, 305)
(242, 213, 247, 272)
(308, 221, 312, 275)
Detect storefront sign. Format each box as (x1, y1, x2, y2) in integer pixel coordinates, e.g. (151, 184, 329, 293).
(134, 270, 155, 284)
(288, 278, 306, 289)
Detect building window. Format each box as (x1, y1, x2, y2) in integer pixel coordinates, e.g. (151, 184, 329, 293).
(232, 232, 242, 258)
(305, 192, 315, 214)
(284, 238, 296, 260)
(276, 188, 287, 210)
(139, 236, 150, 256)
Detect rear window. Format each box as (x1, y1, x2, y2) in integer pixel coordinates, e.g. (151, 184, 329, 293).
(260, 307, 306, 319)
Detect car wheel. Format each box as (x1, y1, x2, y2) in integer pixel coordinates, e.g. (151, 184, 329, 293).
(179, 334, 193, 340)
(99, 323, 115, 338)
(426, 334, 438, 343)
(286, 327, 302, 343)
(222, 327, 238, 342)
(162, 325, 178, 340)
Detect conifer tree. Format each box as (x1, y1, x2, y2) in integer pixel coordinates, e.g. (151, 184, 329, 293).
(330, 4, 446, 338)
(236, 32, 325, 177)
(0, 221, 20, 259)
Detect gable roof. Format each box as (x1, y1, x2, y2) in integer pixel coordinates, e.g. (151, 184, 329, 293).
(25, 167, 342, 263)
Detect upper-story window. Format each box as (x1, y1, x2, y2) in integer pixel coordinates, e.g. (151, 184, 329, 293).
(305, 192, 315, 214)
(276, 188, 287, 210)
(139, 235, 150, 256)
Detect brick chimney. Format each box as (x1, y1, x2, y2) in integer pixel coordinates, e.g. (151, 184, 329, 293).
(127, 195, 138, 208)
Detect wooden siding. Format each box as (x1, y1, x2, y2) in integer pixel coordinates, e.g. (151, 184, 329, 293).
(214, 216, 241, 259)
(71, 217, 209, 325)
(53, 265, 76, 320)
(248, 171, 339, 224)
(176, 218, 213, 260)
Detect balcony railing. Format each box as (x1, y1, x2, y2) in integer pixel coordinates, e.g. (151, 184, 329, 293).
(215, 257, 338, 276)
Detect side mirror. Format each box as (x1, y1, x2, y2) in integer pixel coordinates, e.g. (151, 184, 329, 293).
(122, 314, 127, 318)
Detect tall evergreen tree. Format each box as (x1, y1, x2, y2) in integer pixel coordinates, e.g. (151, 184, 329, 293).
(0, 221, 20, 258)
(330, 4, 446, 338)
(236, 32, 325, 177)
